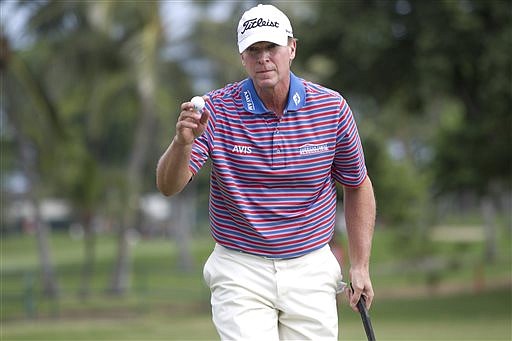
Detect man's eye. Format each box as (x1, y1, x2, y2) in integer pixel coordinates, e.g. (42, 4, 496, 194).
(246, 43, 278, 56)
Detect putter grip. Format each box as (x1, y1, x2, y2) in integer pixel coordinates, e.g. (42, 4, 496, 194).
(357, 295, 376, 341)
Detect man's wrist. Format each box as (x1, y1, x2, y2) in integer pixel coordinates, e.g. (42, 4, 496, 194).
(172, 135, 193, 147)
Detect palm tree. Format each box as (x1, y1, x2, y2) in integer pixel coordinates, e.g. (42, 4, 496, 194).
(85, 1, 164, 294)
(6, 0, 199, 297)
(1, 31, 62, 297)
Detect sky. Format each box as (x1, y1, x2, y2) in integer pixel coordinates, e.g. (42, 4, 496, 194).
(1, 0, 33, 48)
(1, 0, 239, 48)
(0, 0, 242, 93)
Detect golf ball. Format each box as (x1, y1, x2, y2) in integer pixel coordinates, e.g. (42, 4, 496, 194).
(191, 96, 205, 112)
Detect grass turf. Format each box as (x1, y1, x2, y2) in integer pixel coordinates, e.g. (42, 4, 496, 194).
(1, 231, 510, 340)
(1, 289, 510, 340)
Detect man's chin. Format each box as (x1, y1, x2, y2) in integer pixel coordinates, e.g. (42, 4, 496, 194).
(254, 77, 277, 89)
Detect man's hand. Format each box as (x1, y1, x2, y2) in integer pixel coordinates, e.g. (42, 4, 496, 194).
(156, 96, 210, 197)
(348, 267, 374, 312)
(175, 96, 210, 146)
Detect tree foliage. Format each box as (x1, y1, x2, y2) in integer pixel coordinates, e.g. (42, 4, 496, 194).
(296, 0, 511, 226)
(2, 0, 194, 294)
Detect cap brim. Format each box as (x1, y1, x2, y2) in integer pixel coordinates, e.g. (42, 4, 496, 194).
(238, 32, 289, 53)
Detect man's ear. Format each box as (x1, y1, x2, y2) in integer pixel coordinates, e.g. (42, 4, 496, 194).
(289, 39, 297, 60)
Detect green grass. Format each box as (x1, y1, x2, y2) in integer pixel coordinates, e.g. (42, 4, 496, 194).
(2, 289, 510, 340)
(1, 231, 511, 340)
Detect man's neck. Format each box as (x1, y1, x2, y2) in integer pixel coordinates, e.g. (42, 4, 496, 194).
(255, 75, 290, 117)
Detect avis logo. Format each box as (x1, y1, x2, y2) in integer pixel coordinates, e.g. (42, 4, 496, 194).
(244, 90, 254, 111)
(232, 145, 252, 154)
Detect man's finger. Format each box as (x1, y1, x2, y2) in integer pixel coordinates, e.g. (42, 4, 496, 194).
(349, 282, 365, 312)
(178, 109, 202, 122)
(199, 108, 210, 125)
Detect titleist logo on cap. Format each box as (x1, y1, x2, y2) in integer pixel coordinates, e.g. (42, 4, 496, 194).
(237, 4, 293, 53)
(240, 18, 280, 35)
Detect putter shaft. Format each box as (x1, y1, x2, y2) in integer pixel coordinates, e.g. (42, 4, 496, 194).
(350, 283, 376, 341)
(357, 295, 376, 341)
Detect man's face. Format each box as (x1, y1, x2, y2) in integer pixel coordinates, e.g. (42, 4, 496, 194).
(241, 40, 296, 91)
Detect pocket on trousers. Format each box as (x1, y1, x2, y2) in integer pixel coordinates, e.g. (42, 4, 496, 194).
(326, 250, 343, 285)
(203, 251, 214, 288)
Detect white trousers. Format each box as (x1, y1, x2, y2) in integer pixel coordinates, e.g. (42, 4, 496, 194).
(203, 243, 342, 341)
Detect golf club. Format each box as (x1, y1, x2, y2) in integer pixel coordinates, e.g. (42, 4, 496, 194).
(351, 283, 376, 341)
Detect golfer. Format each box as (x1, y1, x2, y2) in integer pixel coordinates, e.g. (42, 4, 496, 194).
(157, 4, 375, 340)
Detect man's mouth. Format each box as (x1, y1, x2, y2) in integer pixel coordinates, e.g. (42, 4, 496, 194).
(257, 69, 274, 75)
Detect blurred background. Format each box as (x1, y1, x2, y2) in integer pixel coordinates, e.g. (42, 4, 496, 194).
(1, 0, 510, 340)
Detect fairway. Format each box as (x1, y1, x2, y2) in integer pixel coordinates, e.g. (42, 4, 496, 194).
(2, 233, 510, 341)
(2, 288, 510, 340)
(337, 288, 511, 341)
(2, 315, 510, 340)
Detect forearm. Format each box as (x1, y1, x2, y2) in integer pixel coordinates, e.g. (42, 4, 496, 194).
(344, 176, 375, 272)
(156, 137, 194, 196)
(343, 176, 376, 310)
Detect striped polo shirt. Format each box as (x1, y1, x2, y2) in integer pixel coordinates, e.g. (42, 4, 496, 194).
(189, 72, 367, 258)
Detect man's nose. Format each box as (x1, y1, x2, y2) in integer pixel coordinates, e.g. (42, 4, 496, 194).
(256, 49, 271, 62)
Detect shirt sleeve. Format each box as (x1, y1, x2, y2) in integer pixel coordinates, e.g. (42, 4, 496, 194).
(331, 97, 367, 187)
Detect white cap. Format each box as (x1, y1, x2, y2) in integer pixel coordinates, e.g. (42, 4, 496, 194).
(237, 4, 293, 54)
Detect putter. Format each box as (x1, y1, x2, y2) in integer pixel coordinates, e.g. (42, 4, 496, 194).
(351, 283, 376, 341)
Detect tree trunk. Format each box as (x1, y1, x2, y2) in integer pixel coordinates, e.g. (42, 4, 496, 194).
(79, 212, 96, 298)
(110, 212, 131, 295)
(32, 197, 59, 297)
(21, 142, 59, 297)
(109, 6, 160, 293)
(7, 103, 59, 298)
(108, 88, 156, 293)
(481, 196, 497, 263)
(171, 184, 197, 272)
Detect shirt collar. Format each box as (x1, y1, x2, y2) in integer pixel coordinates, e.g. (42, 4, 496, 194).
(240, 72, 306, 114)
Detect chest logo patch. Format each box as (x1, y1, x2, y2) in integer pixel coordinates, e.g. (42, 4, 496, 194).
(232, 145, 253, 154)
(299, 143, 328, 155)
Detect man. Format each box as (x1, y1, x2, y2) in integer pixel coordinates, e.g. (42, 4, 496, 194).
(156, 4, 375, 340)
